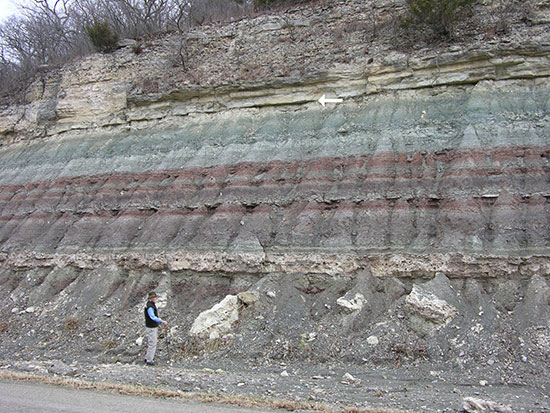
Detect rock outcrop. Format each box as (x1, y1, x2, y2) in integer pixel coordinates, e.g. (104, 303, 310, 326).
(0, 0, 549, 391)
(1, 2, 549, 278)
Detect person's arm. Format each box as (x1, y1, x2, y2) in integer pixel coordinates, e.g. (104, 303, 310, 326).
(147, 307, 163, 324)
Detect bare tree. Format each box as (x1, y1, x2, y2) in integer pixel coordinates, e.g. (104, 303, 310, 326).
(186, 0, 250, 26)
(0, 0, 255, 104)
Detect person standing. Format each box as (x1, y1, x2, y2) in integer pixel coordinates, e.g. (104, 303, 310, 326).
(144, 291, 167, 365)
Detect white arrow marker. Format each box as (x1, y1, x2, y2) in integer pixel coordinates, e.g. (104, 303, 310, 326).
(318, 94, 343, 107)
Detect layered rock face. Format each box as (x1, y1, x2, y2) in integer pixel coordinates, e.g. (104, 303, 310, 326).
(0, 0, 549, 370)
(1, 66, 549, 277)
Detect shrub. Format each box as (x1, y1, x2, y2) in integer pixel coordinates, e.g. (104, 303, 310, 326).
(402, 0, 477, 38)
(87, 21, 119, 53)
(255, 0, 274, 7)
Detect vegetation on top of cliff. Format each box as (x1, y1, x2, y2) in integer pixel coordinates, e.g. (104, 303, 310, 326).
(401, 0, 477, 38)
(0, 0, 261, 105)
(0, 0, 541, 107)
(87, 21, 120, 53)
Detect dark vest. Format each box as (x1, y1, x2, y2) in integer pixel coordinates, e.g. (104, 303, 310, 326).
(144, 301, 159, 328)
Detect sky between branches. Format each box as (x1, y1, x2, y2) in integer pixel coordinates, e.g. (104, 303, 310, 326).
(0, 0, 20, 22)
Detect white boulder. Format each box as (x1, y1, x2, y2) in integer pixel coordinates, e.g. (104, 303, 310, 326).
(462, 397, 512, 413)
(336, 293, 365, 312)
(406, 284, 457, 326)
(367, 335, 379, 346)
(190, 295, 239, 340)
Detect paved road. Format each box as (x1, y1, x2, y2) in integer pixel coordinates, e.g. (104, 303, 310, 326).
(0, 380, 282, 412)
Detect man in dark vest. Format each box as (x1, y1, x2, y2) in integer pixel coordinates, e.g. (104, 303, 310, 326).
(144, 291, 167, 365)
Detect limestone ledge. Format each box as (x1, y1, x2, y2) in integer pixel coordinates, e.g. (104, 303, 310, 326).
(1, 39, 549, 143)
(52, 42, 550, 133)
(3, 250, 549, 279)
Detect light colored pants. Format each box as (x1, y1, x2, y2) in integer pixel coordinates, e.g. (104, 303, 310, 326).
(145, 327, 158, 362)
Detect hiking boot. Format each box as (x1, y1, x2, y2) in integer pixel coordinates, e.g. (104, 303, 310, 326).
(145, 360, 155, 366)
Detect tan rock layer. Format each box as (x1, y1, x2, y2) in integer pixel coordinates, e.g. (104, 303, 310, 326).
(2, 250, 549, 279)
(1, 0, 549, 141)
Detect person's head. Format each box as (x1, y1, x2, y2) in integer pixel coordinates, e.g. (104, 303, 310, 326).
(147, 291, 159, 302)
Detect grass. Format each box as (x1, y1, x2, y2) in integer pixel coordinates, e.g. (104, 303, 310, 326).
(63, 317, 80, 334)
(101, 339, 118, 350)
(0, 322, 9, 333)
(0, 370, 407, 413)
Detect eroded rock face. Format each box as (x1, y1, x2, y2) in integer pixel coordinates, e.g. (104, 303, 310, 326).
(0, 0, 549, 376)
(0, 81, 549, 277)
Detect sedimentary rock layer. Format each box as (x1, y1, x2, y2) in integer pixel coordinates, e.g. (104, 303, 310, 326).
(0, 143, 549, 254)
(0, 0, 549, 278)
(1, 79, 549, 277)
